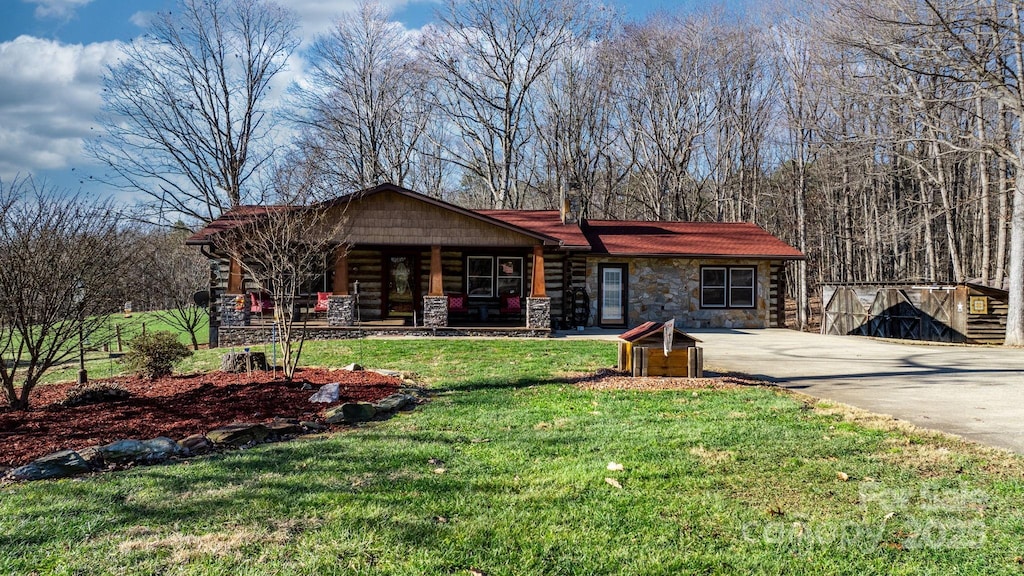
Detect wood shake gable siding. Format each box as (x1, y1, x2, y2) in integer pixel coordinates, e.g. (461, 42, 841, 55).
(329, 190, 542, 248)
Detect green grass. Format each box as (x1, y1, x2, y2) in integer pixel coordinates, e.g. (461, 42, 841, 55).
(36, 310, 209, 384)
(3, 339, 1024, 575)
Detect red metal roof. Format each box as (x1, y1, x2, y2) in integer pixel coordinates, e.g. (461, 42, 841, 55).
(618, 321, 701, 343)
(582, 220, 805, 259)
(185, 205, 294, 245)
(477, 210, 591, 249)
(184, 185, 803, 261)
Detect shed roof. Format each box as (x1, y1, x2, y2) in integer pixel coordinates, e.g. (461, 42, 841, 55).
(618, 321, 701, 344)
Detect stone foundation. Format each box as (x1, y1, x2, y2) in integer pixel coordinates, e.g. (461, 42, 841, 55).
(422, 295, 449, 327)
(327, 295, 355, 326)
(217, 326, 551, 347)
(526, 297, 551, 329)
(220, 294, 250, 326)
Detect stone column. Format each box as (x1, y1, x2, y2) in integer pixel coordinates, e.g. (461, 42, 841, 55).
(327, 295, 356, 326)
(220, 294, 250, 326)
(423, 295, 448, 327)
(526, 297, 551, 329)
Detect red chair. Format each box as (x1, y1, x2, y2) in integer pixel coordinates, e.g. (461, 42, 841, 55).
(500, 294, 521, 316)
(250, 292, 274, 314)
(448, 293, 468, 314)
(314, 292, 332, 315)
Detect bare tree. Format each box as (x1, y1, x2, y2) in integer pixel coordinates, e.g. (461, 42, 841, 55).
(0, 179, 132, 410)
(424, 0, 596, 209)
(294, 2, 432, 195)
(138, 227, 210, 350)
(213, 157, 347, 379)
(610, 15, 716, 220)
(825, 0, 1024, 344)
(90, 0, 299, 223)
(533, 15, 627, 217)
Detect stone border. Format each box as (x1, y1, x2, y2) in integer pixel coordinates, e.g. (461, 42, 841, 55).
(3, 372, 427, 483)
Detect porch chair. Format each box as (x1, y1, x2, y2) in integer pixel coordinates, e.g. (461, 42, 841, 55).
(314, 292, 332, 316)
(447, 293, 468, 315)
(499, 293, 522, 318)
(250, 292, 274, 314)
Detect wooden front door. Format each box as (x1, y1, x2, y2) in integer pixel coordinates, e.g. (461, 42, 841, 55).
(384, 253, 419, 321)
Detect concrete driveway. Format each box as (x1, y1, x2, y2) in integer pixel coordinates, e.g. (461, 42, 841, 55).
(688, 329, 1024, 454)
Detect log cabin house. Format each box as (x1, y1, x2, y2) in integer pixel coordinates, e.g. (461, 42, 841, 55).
(186, 183, 805, 346)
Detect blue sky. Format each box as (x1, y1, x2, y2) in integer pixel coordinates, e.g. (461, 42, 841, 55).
(0, 0, 747, 205)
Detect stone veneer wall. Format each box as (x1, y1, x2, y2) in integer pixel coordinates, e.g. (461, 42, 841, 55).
(219, 294, 250, 326)
(217, 326, 550, 346)
(422, 296, 448, 327)
(327, 295, 355, 326)
(585, 258, 772, 329)
(526, 297, 550, 329)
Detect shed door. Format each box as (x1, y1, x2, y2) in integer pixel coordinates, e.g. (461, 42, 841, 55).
(599, 264, 628, 327)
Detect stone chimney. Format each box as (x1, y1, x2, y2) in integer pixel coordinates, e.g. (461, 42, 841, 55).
(561, 181, 581, 225)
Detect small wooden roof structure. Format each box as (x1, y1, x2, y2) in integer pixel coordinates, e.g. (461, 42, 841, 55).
(618, 321, 701, 347)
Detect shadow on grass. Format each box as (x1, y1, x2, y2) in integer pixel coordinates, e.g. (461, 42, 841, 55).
(437, 375, 562, 394)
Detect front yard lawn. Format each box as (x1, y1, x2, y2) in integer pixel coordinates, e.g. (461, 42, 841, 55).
(2, 339, 1023, 575)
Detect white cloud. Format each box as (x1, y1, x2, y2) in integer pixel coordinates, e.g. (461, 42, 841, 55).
(287, 0, 433, 41)
(129, 11, 155, 29)
(24, 0, 94, 21)
(0, 35, 123, 182)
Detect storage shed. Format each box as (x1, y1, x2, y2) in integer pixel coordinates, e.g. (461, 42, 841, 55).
(617, 321, 703, 377)
(821, 282, 1008, 345)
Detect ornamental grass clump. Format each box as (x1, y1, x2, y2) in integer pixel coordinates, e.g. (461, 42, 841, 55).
(122, 331, 193, 379)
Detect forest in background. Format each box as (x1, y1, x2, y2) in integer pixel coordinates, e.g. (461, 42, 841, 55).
(88, 0, 1024, 337)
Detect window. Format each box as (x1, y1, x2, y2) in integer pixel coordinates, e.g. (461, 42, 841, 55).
(701, 266, 755, 308)
(496, 257, 523, 296)
(467, 256, 494, 297)
(467, 256, 524, 298)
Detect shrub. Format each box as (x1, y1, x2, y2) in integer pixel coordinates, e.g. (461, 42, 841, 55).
(122, 331, 193, 379)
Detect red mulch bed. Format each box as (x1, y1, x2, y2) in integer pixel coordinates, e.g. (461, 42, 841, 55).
(0, 368, 402, 468)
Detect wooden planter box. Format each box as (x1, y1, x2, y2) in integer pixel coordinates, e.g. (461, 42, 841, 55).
(626, 345, 703, 378)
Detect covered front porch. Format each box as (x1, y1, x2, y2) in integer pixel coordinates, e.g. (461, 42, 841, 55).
(215, 242, 555, 338)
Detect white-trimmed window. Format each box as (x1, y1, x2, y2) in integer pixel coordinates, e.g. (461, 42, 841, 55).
(701, 266, 755, 308)
(467, 256, 494, 297)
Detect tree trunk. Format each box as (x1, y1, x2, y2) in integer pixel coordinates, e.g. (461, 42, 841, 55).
(1004, 136, 1024, 345)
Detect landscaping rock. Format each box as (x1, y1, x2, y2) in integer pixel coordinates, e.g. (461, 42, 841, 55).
(308, 382, 340, 403)
(207, 422, 270, 446)
(373, 393, 416, 413)
(370, 368, 402, 378)
(323, 402, 376, 424)
(77, 445, 103, 466)
(178, 434, 213, 456)
(60, 382, 131, 407)
(266, 418, 303, 436)
(98, 440, 151, 464)
(140, 437, 183, 462)
(9, 450, 90, 481)
(300, 421, 324, 431)
(220, 352, 268, 373)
